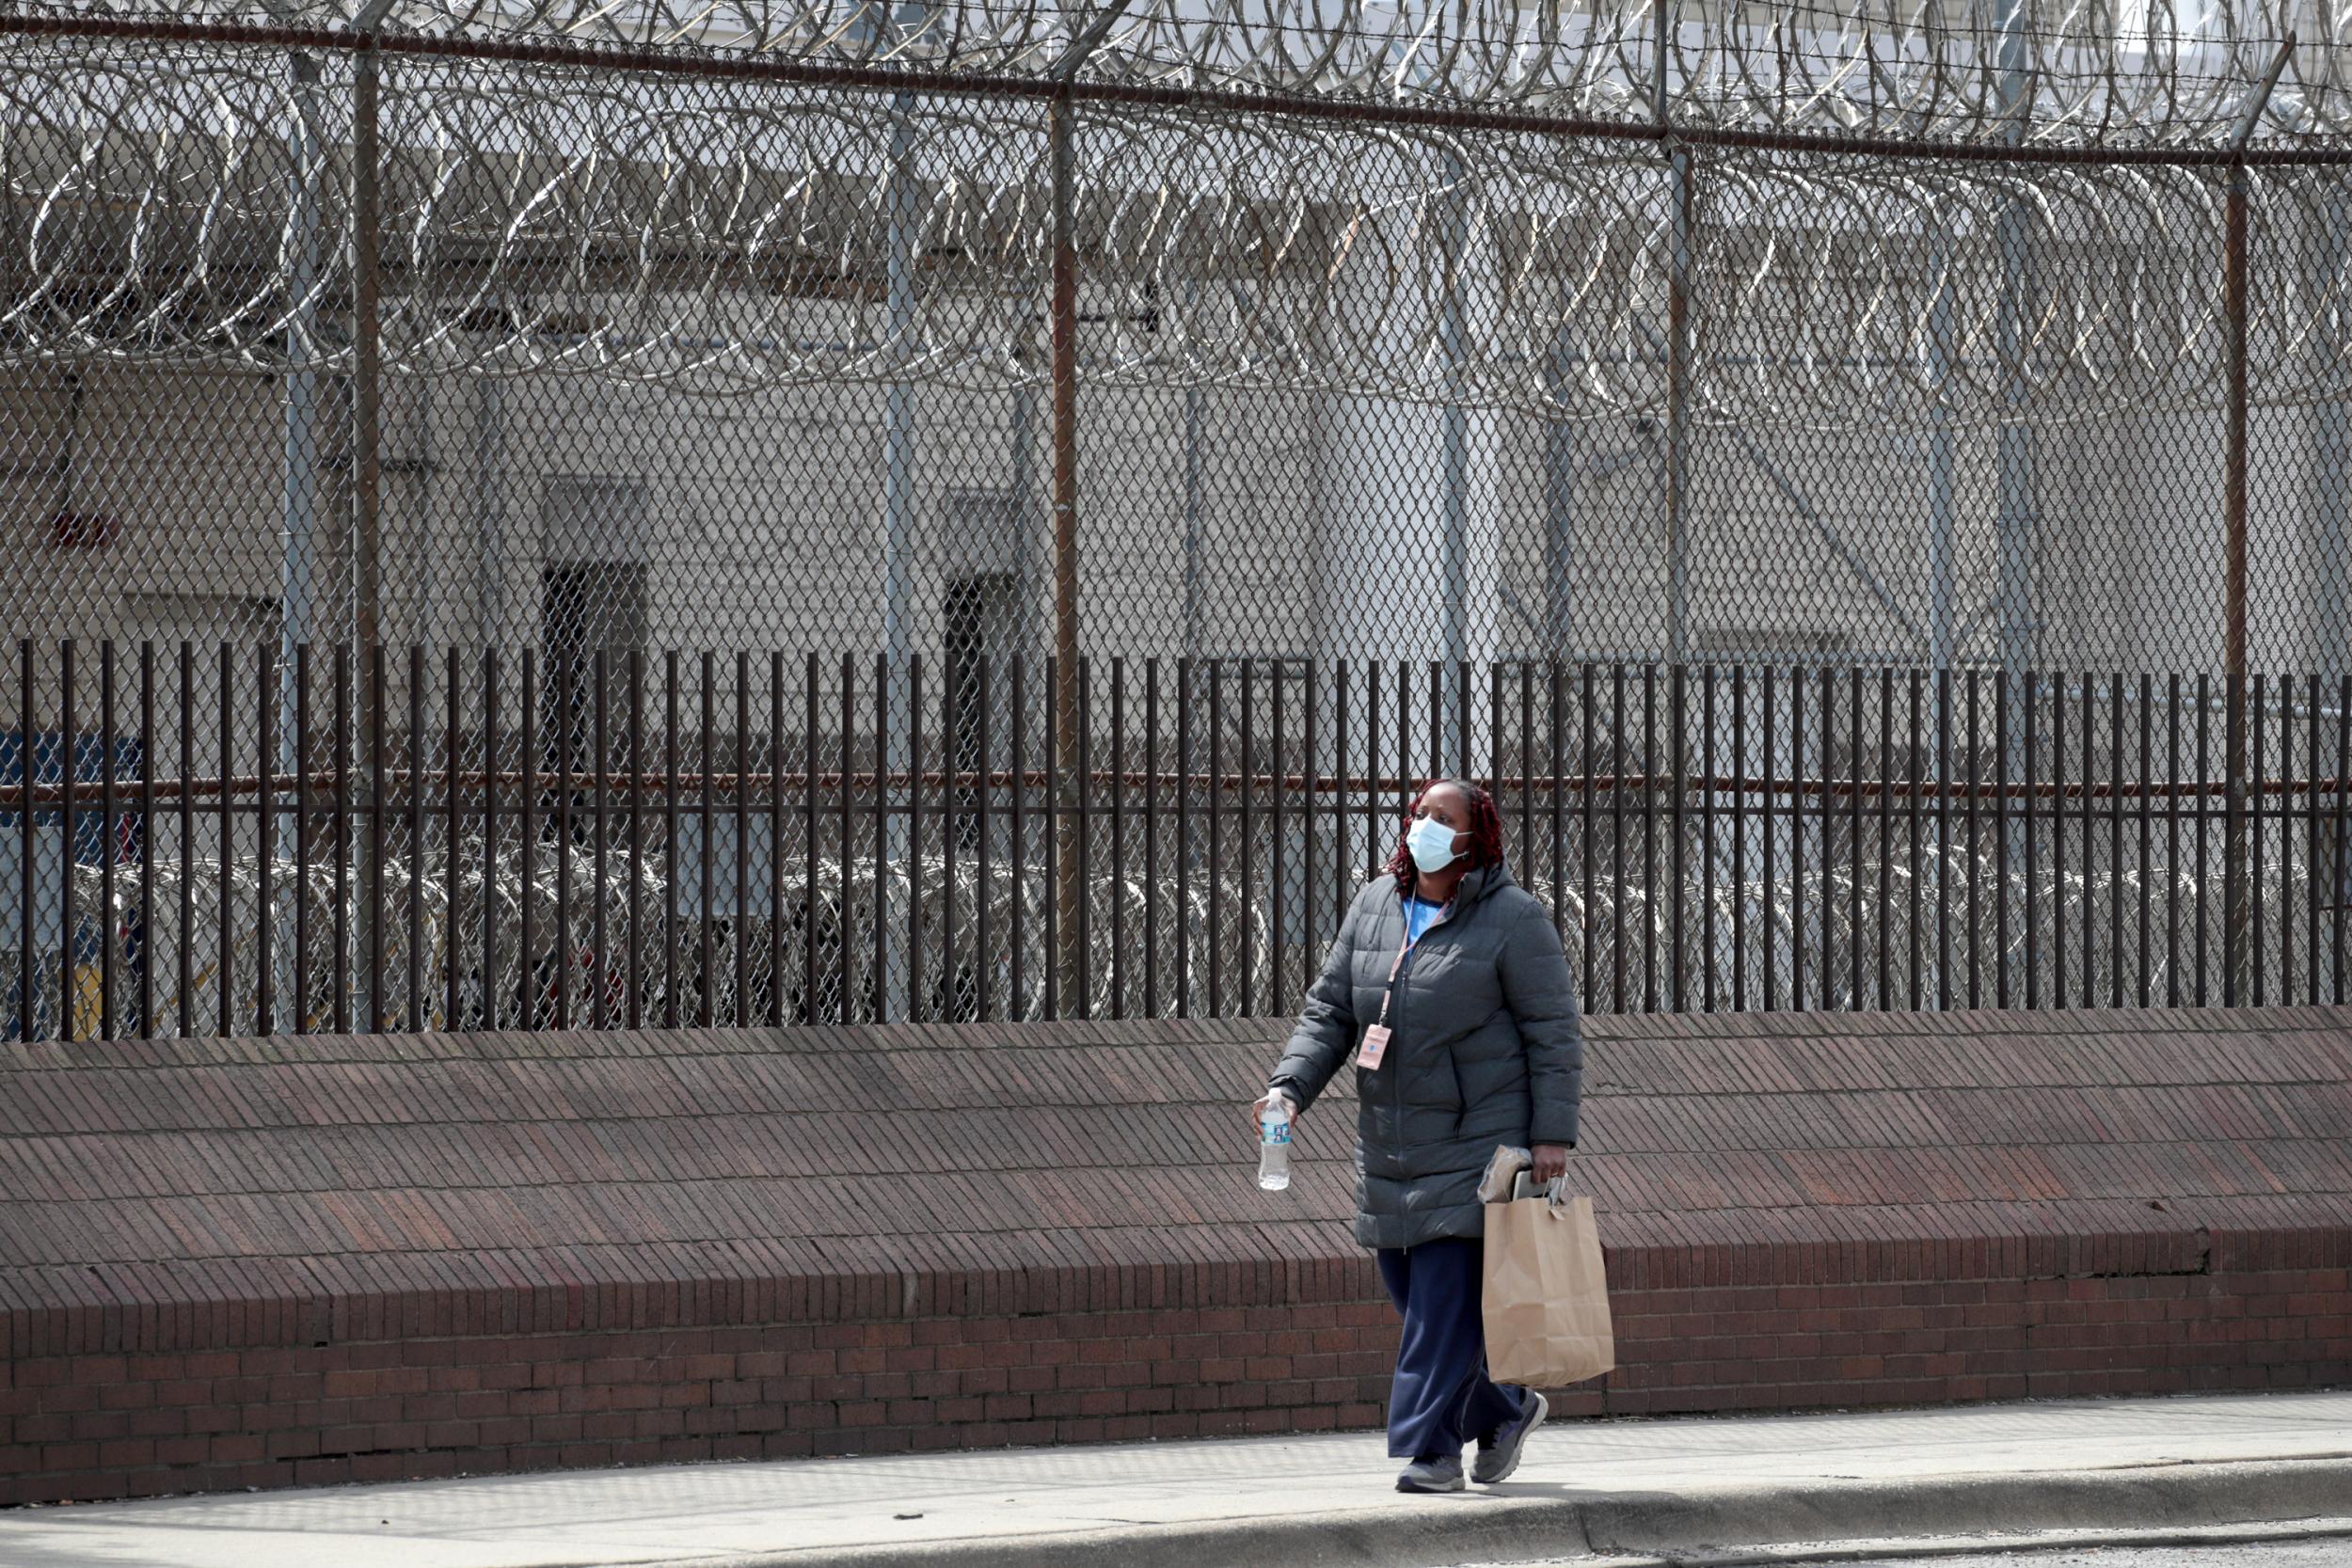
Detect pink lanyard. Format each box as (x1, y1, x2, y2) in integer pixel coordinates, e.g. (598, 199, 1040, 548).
(1373, 899, 1445, 1030)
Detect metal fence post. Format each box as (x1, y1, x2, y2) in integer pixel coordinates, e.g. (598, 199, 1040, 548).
(351, 39, 383, 667)
(1041, 5, 1137, 1015)
(1439, 150, 1473, 760)
(2316, 186, 2352, 683)
(1656, 3, 1692, 668)
(1992, 0, 2038, 703)
(1182, 282, 1204, 663)
(1049, 90, 1085, 1015)
(2222, 40, 2293, 1004)
(2225, 163, 2252, 1005)
(277, 49, 324, 826)
(349, 35, 387, 1029)
(882, 87, 919, 1022)
(1926, 219, 1958, 672)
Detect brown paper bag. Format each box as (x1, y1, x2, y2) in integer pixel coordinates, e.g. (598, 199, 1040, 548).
(1482, 1174, 1614, 1387)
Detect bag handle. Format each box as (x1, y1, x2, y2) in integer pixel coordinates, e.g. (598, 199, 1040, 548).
(1509, 1170, 1572, 1209)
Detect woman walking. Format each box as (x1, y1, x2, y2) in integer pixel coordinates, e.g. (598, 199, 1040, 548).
(1256, 779, 1583, 1493)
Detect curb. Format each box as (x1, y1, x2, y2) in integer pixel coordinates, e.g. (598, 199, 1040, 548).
(675, 1454, 2352, 1568)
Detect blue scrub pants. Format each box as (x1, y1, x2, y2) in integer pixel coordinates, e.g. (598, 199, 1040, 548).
(1375, 1238, 1524, 1461)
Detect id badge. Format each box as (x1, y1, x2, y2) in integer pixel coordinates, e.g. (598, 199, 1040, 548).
(1357, 1023, 1392, 1069)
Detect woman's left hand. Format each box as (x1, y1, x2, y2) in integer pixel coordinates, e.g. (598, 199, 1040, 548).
(1532, 1143, 1571, 1183)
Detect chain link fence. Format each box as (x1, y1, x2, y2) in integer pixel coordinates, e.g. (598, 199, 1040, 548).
(2, 2, 2350, 1036)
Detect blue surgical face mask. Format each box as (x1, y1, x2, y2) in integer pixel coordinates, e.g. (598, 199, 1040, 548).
(1406, 816, 1460, 877)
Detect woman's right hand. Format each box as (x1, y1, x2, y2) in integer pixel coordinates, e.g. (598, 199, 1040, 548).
(1249, 1089, 1295, 1133)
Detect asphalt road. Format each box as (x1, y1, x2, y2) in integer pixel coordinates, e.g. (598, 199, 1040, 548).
(1497, 1539, 2352, 1568)
(1844, 1542, 2343, 1568)
(1828, 1543, 2352, 1567)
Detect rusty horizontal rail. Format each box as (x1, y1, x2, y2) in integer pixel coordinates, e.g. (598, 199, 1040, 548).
(5, 9, 2349, 169)
(2, 765, 2342, 812)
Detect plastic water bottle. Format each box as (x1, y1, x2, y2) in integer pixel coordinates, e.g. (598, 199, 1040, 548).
(1258, 1096, 1293, 1191)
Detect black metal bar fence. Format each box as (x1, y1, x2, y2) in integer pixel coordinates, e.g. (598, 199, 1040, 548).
(3, 641, 2347, 1041)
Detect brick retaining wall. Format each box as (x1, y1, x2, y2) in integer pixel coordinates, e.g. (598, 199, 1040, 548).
(2, 1007, 2347, 1502)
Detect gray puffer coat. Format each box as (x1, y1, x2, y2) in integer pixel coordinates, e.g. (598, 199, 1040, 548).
(1266, 859, 1582, 1251)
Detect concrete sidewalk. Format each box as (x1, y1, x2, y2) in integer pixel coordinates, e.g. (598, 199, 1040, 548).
(1, 1391, 2348, 1568)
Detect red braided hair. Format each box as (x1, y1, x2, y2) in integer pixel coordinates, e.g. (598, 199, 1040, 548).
(1383, 778, 1505, 899)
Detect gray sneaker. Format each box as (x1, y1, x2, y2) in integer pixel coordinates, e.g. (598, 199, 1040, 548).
(1394, 1454, 1466, 1493)
(1471, 1389, 1549, 1484)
